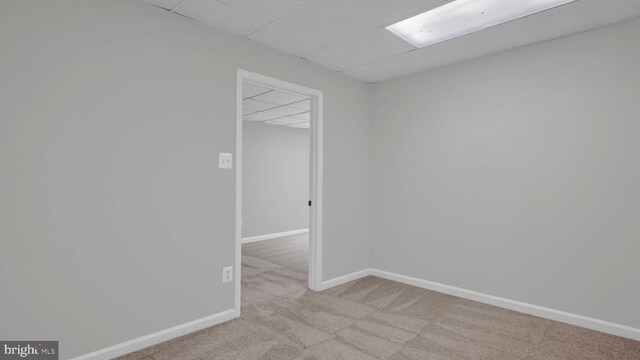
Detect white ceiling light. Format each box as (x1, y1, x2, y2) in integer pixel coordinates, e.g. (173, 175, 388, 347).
(386, 0, 577, 48)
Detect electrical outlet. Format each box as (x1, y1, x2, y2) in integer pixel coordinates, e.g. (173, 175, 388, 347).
(222, 266, 233, 283)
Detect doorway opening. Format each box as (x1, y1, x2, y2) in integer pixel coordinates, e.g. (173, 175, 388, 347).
(235, 70, 323, 314)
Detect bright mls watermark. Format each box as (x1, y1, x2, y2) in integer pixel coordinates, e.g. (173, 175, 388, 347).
(1, 342, 57, 359)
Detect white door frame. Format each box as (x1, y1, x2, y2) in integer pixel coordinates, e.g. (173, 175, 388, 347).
(234, 69, 324, 314)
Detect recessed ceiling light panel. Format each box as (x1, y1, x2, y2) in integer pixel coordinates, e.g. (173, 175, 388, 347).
(386, 0, 577, 48)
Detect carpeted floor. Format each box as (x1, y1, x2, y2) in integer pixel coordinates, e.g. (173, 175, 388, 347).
(241, 233, 309, 306)
(120, 234, 640, 359)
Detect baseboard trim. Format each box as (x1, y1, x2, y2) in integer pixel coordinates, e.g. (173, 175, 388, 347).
(70, 309, 238, 360)
(369, 269, 640, 341)
(318, 268, 639, 341)
(319, 268, 372, 291)
(71, 267, 639, 360)
(241, 228, 309, 244)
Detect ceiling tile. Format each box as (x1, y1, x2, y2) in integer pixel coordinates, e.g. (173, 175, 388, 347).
(151, 0, 640, 83)
(218, 0, 314, 23)
(263, 120, 287, 126)
(267, 116, 306, 125)
(173, 0, 268, 36)
(243, 99, 277, 112)
(305, 27, 414, 71)
(362, 28, 510, 82)
(291, 111, 310, 120)
(140, 0, 182, 10)
(272, 0, 445, 46)
(253, 90, 308, 105)
(248, 23, 323, 56)
(491, 0, 640, 49)
(354, 0, 640, 82)
(289, 98, 310, 110)
(243, 83, 272, 98)
(266, 106, 308, 116)
(243, 112, 282, 121)
(288, 122, 310, 128)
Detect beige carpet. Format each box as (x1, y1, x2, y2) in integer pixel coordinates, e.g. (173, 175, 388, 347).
(241, 233, 309, 307)
(120, 234, 640, 359)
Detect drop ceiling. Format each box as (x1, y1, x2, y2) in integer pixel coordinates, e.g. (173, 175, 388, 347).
(141, 0, 640, 83)
(243, 83, 311, 129)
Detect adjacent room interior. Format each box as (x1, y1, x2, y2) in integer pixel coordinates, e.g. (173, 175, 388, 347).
(1, 0, 639, 359)
(240, 81, 312, 306)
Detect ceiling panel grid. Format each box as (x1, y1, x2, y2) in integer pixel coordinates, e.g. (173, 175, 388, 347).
(141, 0, 640, 82)
(242, 83, 311, 129)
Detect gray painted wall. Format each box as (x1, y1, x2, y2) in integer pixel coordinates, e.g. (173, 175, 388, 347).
(0, 0, 371, 358)
(242, 122, 309, 238)
(3, 0, 639, 357)
(370, 18, 640, 329)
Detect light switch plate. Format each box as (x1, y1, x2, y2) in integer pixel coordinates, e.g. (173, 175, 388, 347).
(219, 153, 232, 169)
(222, 266, 233, 283)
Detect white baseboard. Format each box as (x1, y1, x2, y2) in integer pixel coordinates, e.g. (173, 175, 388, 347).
(70, 309, 238, 360)
(319, 268, 372, 291)
(369, 269, 640, 341)
(318, 268, 639, 341)
(72, 267, 638, 360)
(241, 228, 309, 244)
